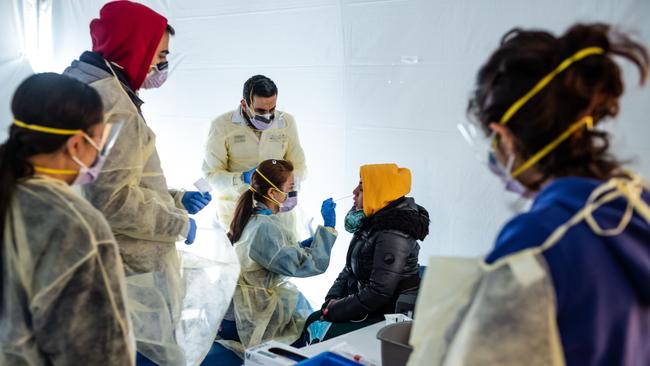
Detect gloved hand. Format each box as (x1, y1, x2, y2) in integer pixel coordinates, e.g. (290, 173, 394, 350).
(300, 237, 314, 248)
(242, 166, 257, 184)
(320, 299, 338, 320)
(185, 218, 197, 245)
(321, 198, 336, 228)
(182, 191, 212, 214)
(321, 298, 337, 311)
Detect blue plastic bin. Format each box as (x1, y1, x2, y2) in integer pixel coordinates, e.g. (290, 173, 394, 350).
(296, 351, 360, 365)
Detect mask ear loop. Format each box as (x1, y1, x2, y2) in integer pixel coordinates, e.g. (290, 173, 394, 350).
(505, 154, 516, 176)
(82, 133, 101, 151)
(488, 135, 513, 177)
(245, 88, 256, 120)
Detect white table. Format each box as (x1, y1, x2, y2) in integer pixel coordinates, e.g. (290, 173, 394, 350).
(300, 322, 386, 365)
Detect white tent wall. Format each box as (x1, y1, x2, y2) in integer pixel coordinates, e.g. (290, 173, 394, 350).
(1, 0, 649, 307)
(0, 0, 35, 142)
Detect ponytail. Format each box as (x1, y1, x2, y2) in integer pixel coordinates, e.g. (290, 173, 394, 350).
(0, 139, 35, 299)
(0, 143, 14, 301)
(228, 190, 255, 244)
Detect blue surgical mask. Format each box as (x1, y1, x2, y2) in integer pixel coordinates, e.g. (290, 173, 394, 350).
(307, 320, 332, 344)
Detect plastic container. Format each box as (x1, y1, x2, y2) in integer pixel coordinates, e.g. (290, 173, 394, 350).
(376, 321, 413, 366)
(296, 351, 360, 365)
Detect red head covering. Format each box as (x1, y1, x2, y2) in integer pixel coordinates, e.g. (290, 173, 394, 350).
(90, 0, 167, 91)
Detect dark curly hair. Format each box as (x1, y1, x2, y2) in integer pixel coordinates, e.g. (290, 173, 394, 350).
(468, 23, 649, 188)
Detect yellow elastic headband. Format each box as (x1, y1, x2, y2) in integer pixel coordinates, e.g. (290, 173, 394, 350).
(255, 168, 282, 192)
(33, 166, 79, 175)
(499, 47, 605, 125)
(13, 119, 83, 135)
(512, 116, 593, 177)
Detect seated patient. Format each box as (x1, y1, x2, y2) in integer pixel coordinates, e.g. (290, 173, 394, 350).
(218, 158, 338, 357)
(303, 163, 430, 343)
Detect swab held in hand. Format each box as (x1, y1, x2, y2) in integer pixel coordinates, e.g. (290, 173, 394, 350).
(334, 194, 354, 202)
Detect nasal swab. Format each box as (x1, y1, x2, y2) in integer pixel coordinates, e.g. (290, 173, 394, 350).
(334, 194, 353, 202)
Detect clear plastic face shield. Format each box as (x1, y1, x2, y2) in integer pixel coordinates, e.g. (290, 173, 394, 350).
(72, 120, 123, 165)
(457, 118, 494, 167)
(70, 120, 123, 185)
(94, 121, 123, 159)
(457, 119, 525, 194)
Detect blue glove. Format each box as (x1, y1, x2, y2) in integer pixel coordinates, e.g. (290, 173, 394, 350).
(185, 218, 197, 245)
(321, 198, 336, 228)
(300, 237, 314, 248)
(242, 166, 257, 184)
(182, 191, 212, 214)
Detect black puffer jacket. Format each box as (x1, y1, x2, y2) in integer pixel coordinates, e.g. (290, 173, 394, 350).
(323, 197, 429, 322)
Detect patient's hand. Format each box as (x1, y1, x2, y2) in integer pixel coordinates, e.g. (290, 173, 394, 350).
(321, 299, 339, 320)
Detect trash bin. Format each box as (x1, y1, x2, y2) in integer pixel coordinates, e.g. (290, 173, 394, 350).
(376, 321, 413, 366)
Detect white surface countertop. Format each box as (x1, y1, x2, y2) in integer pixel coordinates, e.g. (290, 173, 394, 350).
(300, 322, 386, 365)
